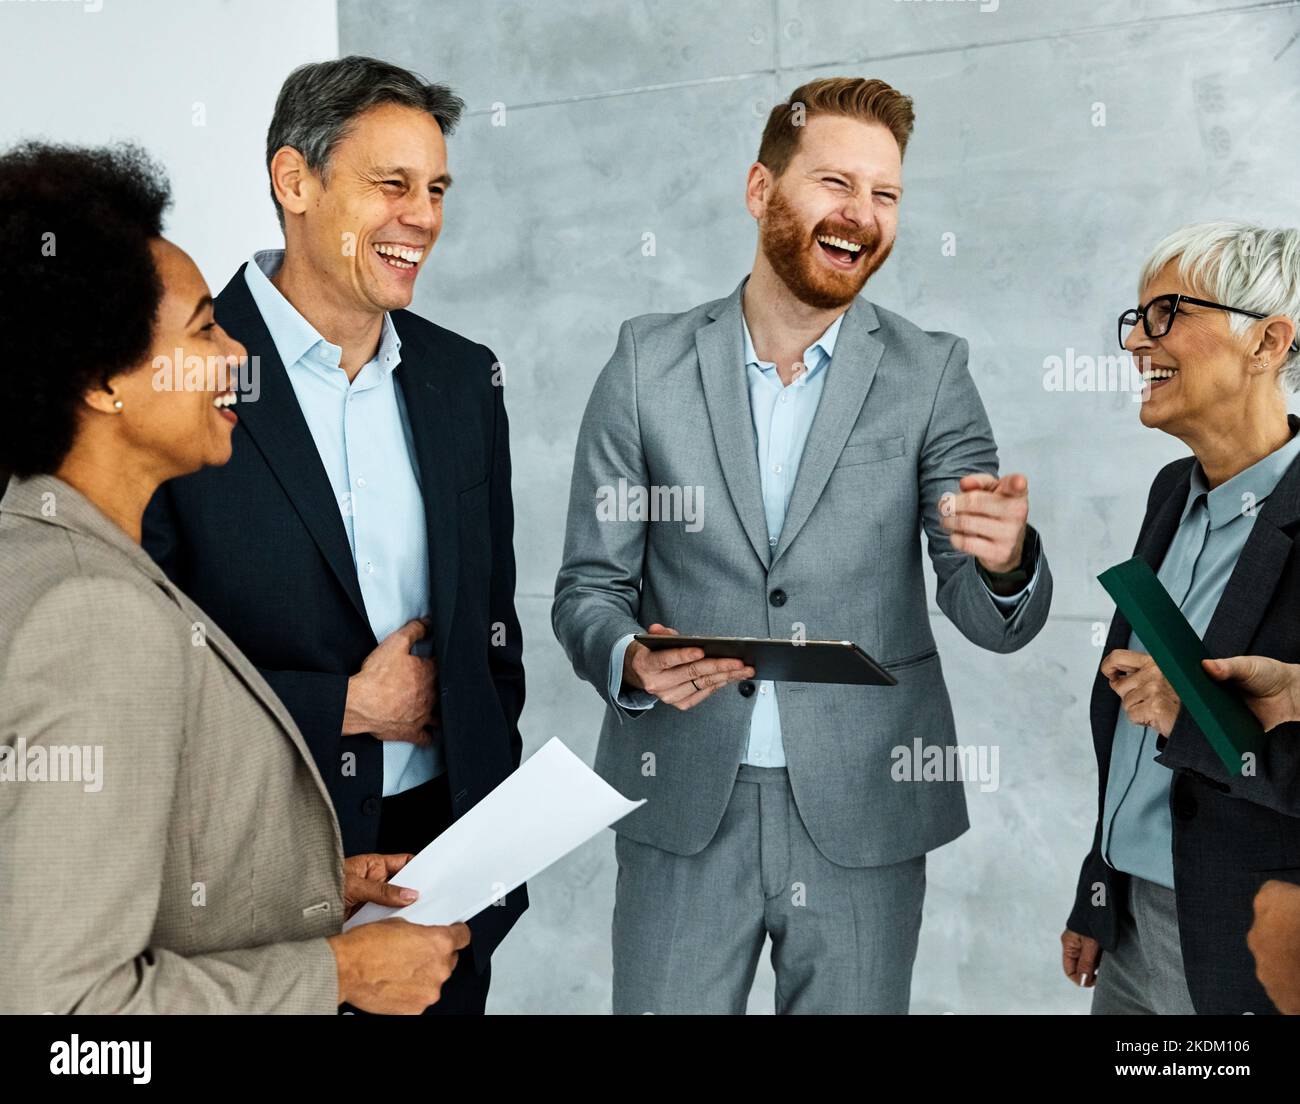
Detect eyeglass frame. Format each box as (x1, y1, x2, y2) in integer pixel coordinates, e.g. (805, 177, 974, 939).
(1117, 292, 1300, 354)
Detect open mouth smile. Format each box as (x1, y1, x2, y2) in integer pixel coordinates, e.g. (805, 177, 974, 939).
(815, 233, 866, 269)
(212, 389, 238, 425)
(1141, 365, 1180, 392)
(372, 242, 425, 274)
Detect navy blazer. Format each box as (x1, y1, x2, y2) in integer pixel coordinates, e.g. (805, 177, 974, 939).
(143, 265, 526, 966)
(1068, 415, 1300, 1014)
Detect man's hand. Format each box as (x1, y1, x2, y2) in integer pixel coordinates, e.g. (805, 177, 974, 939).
(1248, 879, 1300, 1014)
(342, 853, 418, 920)
(328, 919, 470, 1015)
(622, 623, 755, 711)
(939, 472, 1030, 575)
(343, 618, 437, 743)
(1102, 649, 1181, 737)
(1061, 928, 1103, 988)
(1204, 655, 1300, 732)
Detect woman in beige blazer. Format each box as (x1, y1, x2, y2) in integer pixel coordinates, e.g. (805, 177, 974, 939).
(0, 142, 467, 1014)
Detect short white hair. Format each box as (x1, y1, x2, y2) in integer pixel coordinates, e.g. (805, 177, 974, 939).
(1139, 220, 1300, 390)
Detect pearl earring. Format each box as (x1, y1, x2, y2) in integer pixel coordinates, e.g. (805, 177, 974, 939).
(113, 400, 124, 411)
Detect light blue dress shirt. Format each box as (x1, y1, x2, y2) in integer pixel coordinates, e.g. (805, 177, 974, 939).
(607, 308, 1036, 766)
(244, 250, 442, 796)
(1101, 427, 1300, 888)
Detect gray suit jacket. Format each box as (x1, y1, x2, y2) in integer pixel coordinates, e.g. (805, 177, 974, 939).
(553, 282, 1052, 866)
(0, 475, 344, 1013)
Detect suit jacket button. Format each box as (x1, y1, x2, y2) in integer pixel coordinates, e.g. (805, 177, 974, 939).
(361, 796, 381, 816)
(769, 589, 787, 607)
(739, 681, 756, 697)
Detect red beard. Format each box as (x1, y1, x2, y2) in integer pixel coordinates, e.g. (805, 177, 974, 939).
(759, 187, 892, 310)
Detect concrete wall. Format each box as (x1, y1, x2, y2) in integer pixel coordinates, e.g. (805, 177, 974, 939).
(337, 0, 1300, 1013)
(0, 0, 339, 290)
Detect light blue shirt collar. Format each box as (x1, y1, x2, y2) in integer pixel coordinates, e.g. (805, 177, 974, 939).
(741, 311, 844, 377)
(1183, 426, 1300, 530)
(244, 249, 402, 381)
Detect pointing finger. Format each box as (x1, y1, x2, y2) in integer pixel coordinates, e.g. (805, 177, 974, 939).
(996, 473, 1029, 497)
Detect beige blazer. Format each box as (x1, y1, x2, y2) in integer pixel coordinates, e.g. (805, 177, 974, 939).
(0, 474, 344, 1013)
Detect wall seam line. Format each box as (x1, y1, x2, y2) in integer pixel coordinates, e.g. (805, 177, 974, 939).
(461, 0, 1300, 116)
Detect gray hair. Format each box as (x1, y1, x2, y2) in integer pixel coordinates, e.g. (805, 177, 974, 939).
(265, 55, 465, 228)
(1139, 220, 1300, 390)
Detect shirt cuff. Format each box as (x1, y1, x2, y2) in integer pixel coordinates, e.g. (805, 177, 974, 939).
(979, 532, 1042, 616)
(608, 633, 657, 711)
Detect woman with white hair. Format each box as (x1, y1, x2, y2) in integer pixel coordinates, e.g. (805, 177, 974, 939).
(1060, 220, 1300, 1015)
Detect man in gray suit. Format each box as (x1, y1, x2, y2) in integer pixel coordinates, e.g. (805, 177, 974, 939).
(553, 77, 1053, 1013)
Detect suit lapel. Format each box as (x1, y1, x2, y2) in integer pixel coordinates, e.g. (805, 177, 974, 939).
(1090, 459, 1193, 740)
(773, 296, 883, 564)
(158, 575, 339, 815)
(697, 284, 771, 570)
(2, 473, 339, 817)
(1202, 417, 1300, 658)
(1101, 428, 1300, 669)
(214, 267, 370, 630)
(1131, 464, 1191, 578)
(391, 314, 460, 664)
(1086, 438, 1300, 743)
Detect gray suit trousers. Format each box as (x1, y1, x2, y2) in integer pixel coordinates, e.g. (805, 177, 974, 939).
(1091, 876, 1196, 1015)
(612, 765, 926, 1014)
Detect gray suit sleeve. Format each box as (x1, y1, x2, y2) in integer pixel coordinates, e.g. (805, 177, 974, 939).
(0, 578, 338, 1014)
(553, 320, 653, 716)
(918, 337, 1052, 653)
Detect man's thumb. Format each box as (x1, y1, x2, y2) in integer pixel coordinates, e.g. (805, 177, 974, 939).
(351, 877, 418, 908)
(958, 472, 999, 492)
(390, 617, 430, 647)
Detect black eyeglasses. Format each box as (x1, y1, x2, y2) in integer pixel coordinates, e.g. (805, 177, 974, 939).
(1118, 293, 1300, 353)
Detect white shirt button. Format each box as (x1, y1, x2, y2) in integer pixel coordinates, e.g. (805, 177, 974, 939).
(772, 464, 782, 474)
(364, 561, 374, 574)
(356, 477, 367, 488)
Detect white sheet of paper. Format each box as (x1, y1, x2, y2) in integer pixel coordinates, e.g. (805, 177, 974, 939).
(343, 737, 644, 930)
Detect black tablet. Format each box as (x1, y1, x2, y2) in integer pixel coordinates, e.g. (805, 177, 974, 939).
(633, 634, 897, 687)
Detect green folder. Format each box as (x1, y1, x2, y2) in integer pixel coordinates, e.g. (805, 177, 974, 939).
(1098, 556, 1263, 777)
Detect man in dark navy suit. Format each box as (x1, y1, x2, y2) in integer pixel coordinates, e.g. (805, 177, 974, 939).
(143, 56, 525, 1015)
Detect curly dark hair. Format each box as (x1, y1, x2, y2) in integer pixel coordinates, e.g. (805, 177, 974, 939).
(0, 141, 172, 478)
